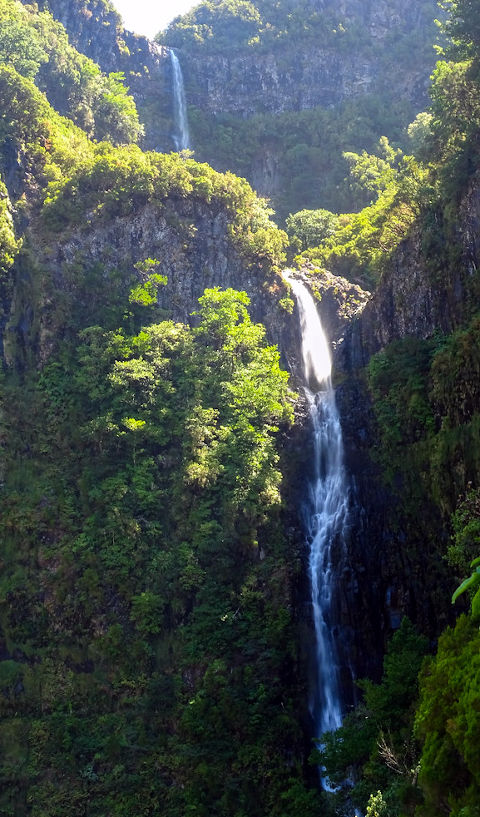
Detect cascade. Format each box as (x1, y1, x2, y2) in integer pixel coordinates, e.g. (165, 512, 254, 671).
(169, 49, 190, 151)
(285, 271, 349, 782)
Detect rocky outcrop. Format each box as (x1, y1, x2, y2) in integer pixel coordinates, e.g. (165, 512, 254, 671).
(7, 197, 297, 369)
(176, 0, 437, 116)
(300, 264, 370, 353)
(343, 175, 480, 370)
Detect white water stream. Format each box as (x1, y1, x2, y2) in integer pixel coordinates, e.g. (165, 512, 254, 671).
(170, 49, 190, 151)
(285, 272, 349, 778)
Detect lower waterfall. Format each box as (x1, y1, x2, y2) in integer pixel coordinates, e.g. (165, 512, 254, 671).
(285, 272, 349, 783)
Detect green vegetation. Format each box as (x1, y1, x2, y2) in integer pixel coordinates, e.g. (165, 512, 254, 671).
(318, 317, 480, 816)
(363, 316, 480, 579)
(159, 0, 438, 218)
(2, 0, 480, 814)
(0, 178, 19, 277)
(0, 279, 306, 814)
(286, 208, 339, 254)
(452, 557, 480, 617)
(161, 0, 264, 52)
(0, 0, 141, 144)
(288, 0, 480, 288)
(415, 615, 480, 817)
(292, 147, 425, 288)
(318, 620, 429, 816)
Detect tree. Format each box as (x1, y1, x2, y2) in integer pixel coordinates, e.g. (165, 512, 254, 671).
(407, 112, 434, 162)
(439, 0, 480, 60)
(343, 137, 401, 209)
(286, 208, 339, 251)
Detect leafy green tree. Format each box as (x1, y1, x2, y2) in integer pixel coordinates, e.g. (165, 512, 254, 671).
(343, 137, 401, 208)
(286, 208, 339, 252)
(415, 615, 480, 817)
(439, 0, 480, 61)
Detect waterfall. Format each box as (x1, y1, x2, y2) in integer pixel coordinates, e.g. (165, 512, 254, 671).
(170, 49, 190, 151)
(285, 271, 349, 780)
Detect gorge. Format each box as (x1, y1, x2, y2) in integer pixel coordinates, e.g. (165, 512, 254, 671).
(0, 1, 479, 816)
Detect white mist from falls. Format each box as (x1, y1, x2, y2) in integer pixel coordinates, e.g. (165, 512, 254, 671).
(170, 49, 190, 151)
(285, 272, 349, 771)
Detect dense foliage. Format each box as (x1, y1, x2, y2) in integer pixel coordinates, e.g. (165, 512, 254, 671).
(2, 0, 480, 814)
(415, 615, 480, 817)
(0, 0, 141, 144)
(286, 208, 339, 254)
(159, 0, 439, 218)
(0, 284, 306, 816)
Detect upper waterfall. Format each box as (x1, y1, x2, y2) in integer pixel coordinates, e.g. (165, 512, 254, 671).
(170, 49, 190, 151)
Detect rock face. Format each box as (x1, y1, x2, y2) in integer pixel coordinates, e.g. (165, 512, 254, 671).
(324, 175, 480, 673)
(7, 197, 296, 370)
(183, 0, 436, 118)
(29, 0, 173, 151)
(343, 174, 480, 369)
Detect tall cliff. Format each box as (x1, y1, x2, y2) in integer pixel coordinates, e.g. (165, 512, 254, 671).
(168, 0, 436, 117)
(160, 0, 440, 216)
(23, 0, 441, 218)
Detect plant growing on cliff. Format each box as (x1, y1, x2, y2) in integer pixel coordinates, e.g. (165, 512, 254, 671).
(286, 208, 339, 252)
(317, 619, 428, 816)
(415, 615, 480, 816)
(0, 0, 142, 143)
